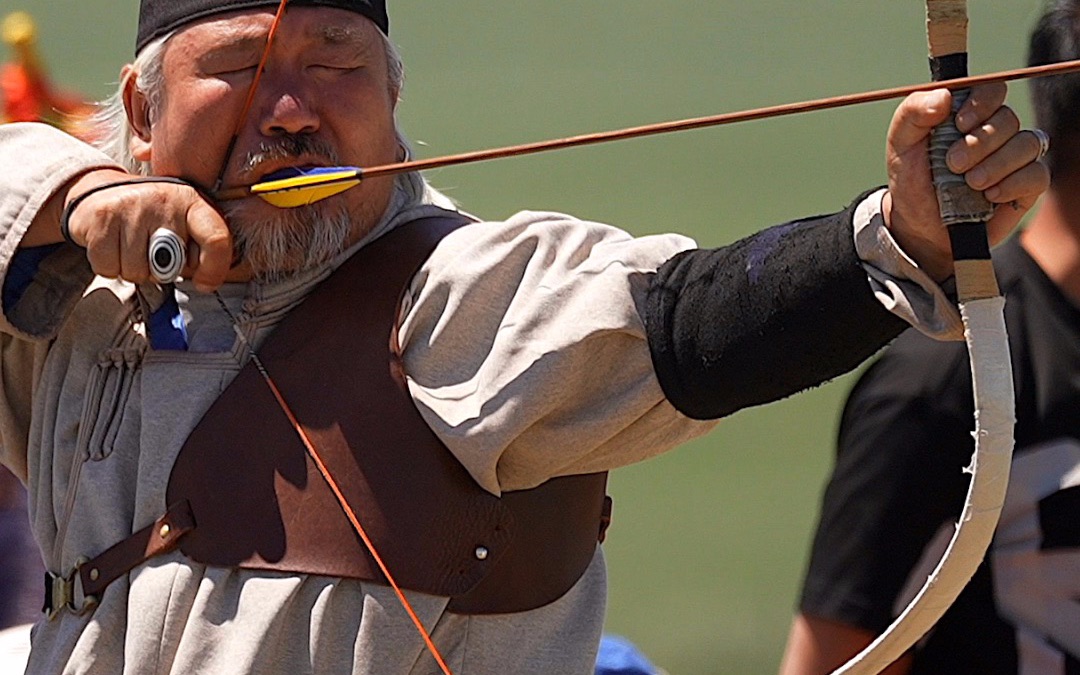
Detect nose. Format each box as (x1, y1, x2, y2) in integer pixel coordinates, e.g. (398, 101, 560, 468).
(256, 75, 320, 137)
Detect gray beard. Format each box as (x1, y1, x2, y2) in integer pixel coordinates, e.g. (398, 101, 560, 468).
(222, 201, 353, 282)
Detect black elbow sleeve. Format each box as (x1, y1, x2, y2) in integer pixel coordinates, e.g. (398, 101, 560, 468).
(644, 194, 908, 420)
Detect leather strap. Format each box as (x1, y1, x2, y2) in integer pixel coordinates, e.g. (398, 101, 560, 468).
(165, 212, 611, 614)
(48, 214, 611, 617)
(44, 500, 195, 618)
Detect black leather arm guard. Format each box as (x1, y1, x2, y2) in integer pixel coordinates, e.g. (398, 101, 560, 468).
(644, 193, 909, 420)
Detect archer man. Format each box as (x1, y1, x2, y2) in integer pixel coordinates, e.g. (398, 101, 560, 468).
(0, 1, 1049, 673)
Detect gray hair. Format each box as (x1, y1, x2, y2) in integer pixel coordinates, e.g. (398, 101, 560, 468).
(90, 34, 169, 174)
(91, 28, 410, 176)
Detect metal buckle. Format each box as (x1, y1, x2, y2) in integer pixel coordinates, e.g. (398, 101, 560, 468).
(45, 557, 99, 620)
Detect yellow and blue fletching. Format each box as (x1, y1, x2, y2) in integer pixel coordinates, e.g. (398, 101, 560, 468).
(250, 166, 362, 208)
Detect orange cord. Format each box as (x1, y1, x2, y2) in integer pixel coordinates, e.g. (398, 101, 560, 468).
(260, 373, 455, 675)
(231, 0, 289, 139)
(207, 4, 457, 669)
(211, 0, 292, 191)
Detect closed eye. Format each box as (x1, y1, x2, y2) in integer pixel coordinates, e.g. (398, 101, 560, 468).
(212, 64, 259, 76)
(198, 35, 265, 77)
(309, 63, 361, 74)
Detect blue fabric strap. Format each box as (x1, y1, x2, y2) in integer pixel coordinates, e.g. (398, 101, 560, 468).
(5, 246, 188, 350)
(148, 285, 189, 351)
(3, 245, 63, 310)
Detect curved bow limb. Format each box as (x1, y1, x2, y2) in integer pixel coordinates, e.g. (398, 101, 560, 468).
(175, 5, 1018, 674)
(830, 2, 1016, 673)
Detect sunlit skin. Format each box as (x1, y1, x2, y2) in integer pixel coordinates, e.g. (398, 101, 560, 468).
(137, 8, 399, 214)
(883, 84, 1048, 280)
(21, 9, 1049, 293)
(34, 7, 401, 291)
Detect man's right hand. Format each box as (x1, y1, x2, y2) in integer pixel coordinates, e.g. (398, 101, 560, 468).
(26, 168, 234, 293)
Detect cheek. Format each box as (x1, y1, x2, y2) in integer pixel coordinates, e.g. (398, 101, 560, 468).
(150, 84, 238, 180)
(351, 114, 400, 169)
(324, 81, 399, 158)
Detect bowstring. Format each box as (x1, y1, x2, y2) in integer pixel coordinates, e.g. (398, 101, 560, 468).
(207, 4, 456, 670)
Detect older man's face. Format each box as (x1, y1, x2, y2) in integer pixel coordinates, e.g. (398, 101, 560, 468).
(137, 7, 400, 274)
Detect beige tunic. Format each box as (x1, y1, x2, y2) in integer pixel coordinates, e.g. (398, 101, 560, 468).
(0, 122, 955, 674)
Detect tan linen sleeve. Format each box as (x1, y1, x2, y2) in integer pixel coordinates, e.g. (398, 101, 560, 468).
(398, 211, 719, 495)
(0, 123, 119, 480)
(853, 189, 964, 341)
(0, 122, 120, 339)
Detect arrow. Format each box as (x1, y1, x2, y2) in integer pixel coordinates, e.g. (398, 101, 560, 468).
(212, 58, 1080, 207)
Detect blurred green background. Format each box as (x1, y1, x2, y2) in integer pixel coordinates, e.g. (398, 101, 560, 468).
(3, 1, 1046, 672)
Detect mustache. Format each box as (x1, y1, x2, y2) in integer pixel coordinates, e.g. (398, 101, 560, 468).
(239, 135, 342, 177)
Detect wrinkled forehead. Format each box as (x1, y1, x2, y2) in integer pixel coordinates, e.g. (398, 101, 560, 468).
(166, 7, 381, 54)
(136, 0, 388, 54)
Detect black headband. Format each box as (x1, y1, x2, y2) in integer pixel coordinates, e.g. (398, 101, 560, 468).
(136, 0, 388, 53)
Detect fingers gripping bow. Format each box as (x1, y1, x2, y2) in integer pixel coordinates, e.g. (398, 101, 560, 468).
(829, 2, 1016, 673)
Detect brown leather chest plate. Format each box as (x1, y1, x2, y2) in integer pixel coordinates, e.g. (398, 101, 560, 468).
(166, 214, 609, 614)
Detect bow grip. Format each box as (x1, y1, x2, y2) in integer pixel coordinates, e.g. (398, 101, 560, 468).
(928, 80, 999, 301)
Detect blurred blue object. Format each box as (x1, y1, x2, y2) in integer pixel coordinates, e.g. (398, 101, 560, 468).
(595, 634, 658, 675)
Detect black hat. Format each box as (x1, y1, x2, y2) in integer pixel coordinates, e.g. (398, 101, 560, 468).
(136, 0, 388, 53)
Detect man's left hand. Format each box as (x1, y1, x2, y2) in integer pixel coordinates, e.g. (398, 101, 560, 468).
(882, 82, 1049, 281)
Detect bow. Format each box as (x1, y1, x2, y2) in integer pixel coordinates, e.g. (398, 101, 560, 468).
(829, 2, 1016, 673)
(149, 4, 1026, 673)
